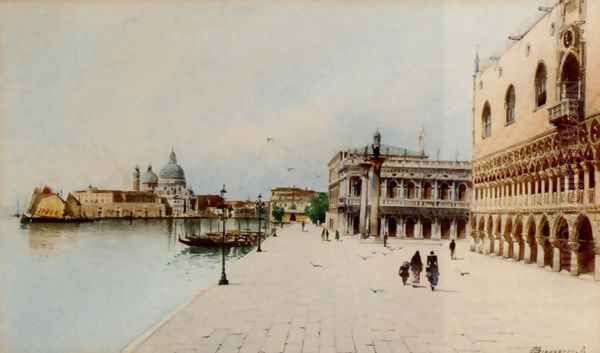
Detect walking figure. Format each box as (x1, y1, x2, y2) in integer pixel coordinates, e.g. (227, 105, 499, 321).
(449, 239, 456, 260)
(325, 229, 330, 241)
(399, 261, 410, 286)
(426, 251, 439, 291)
(335, 230, 340, 241)
(302, 221, 305, 232)
(410, 251, 423, 286)
(321, 227, 326, 241)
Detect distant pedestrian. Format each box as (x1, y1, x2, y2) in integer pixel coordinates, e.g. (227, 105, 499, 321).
(399, 261, 410, 286)
(449, 239, 456, 260)
(426, 251, 439, 291)
(302, 221, 305, 232)
(325, 229, 330, 241)
(335, 230, 340, 241)
(410, 251, 423, 286)
(321, 227, 326, 241)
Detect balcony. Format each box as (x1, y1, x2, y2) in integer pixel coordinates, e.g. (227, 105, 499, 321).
(474, 188, 595, 211)
(338, 196, 361, 207)
(548, 81, 583, 127)
(380, 198, 469, 209)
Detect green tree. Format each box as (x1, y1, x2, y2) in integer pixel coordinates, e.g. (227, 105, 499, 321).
(305, 192, 328, 225)
(272, 206, 285, 227)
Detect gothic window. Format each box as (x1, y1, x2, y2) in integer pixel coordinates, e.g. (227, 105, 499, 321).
(535, 63, 547, 107)
(440, 183, 450, 200)
(406, 182, 416, 199)
(505, 85, 516, 124)
(458, 184, 468, 201)
(423, 182, 433, 199)
(387, 180, 398, 199)
(482, 102, 492, 138)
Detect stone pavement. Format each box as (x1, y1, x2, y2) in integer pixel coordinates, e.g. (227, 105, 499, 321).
(124, 223, 600, 353)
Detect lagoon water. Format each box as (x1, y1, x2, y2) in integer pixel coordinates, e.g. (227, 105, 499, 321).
(0, 217, 259, 353)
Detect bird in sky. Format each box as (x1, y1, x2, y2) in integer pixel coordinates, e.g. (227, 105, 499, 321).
(287, 168, 295, 172)
(266, 137, 274, 142)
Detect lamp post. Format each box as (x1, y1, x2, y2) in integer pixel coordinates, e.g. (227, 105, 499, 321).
(256, 194, 264, 252)
(218, 184, 229, 286)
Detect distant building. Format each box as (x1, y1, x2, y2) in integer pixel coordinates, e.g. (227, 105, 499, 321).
(326, 132, 471, 239)
(270, 187, 318, 224)
(72, 187, 165, 219)
(24, 186, 80, 220)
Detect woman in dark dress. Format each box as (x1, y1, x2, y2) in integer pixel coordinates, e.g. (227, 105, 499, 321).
(410, 251, 423, 286)
(426, 251, 439, 291)
(399, 261, 410, 286)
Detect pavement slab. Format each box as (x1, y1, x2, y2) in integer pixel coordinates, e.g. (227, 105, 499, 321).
(124, 224, 600, 353)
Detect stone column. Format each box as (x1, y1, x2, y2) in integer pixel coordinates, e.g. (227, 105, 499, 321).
(536, 238, 545, 267)
(582, 167, 588, 201)
(523, 241, 531, 263)
(399, 218, 405, 238)
(494, 233, 501, 256)
(552, 240, 561, 272)
(450, 218, 457, 239)
(527, 179, 532, 206)
(513, 240, 521, 261)
(594, 162, 600, 205)
(432, 217, 441, 240)
(595, 246, 600, 281)
(359, 166, 369, 237)
(504, 238, 512, 259)
(569, 242, 580, 276)
(416, 218, 423, 239)
(369, 162, 383, 238)
(548, 175, 555, 205)
(563, 167, 570, 203)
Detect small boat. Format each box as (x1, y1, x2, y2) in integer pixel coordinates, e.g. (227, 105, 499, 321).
(12, 201, 20, 218)
(178, 231, 257, 247)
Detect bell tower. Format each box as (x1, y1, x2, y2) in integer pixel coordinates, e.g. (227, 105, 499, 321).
(133, 166, 140, 191)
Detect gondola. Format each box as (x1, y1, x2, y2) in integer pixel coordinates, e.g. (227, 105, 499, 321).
(177, 234, 253, 247)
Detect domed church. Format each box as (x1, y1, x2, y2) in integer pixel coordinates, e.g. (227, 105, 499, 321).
(133, 148, 194, 216)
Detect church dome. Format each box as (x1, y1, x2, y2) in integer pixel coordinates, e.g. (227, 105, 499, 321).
(159, 149, 185, 180)
(141, 165, 159, 184)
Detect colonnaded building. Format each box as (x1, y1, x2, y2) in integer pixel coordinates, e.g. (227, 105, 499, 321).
(326, 132, 471, 240)
(471, 0, 600, 279)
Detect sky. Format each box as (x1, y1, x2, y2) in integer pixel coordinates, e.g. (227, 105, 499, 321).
(0, 0, 551, 209)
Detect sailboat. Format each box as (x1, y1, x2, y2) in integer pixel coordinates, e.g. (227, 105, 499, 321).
(13, 200, 20, 218)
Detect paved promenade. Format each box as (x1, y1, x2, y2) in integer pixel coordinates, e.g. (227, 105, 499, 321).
(125, 224, 599, 353)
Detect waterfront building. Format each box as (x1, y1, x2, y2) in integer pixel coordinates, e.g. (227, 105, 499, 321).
(72, 187, 166, 218)
(140, 165, 159, 192)
(269, 187, 318, 224)
(153, 149, 194, 216)
(326, 133, 471, 239)
(24, 186, 80, 220)
(471, 0, 600, 279)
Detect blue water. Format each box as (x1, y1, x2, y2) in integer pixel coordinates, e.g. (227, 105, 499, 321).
(0, 217, 255, 353)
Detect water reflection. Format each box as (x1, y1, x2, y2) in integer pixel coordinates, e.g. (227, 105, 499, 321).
(1, 217, 260, 353)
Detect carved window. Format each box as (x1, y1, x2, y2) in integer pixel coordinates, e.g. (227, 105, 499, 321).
(482, 102, 492, 138)
(535, 63, 547, 107)
(505, 85, 516, 124)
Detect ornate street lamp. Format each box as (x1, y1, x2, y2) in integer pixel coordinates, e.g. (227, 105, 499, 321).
(218, 184, 229, 285)
(256, 194, 265, 252)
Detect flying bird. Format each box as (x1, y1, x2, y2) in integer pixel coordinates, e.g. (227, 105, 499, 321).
(266, 137, 274, 142)
(287, 168, 295, 172)
(460, 271, 470, 276)
(369, 288, 384, 294)
(357, 255, 370, 261)
(309, 262, 323, 268)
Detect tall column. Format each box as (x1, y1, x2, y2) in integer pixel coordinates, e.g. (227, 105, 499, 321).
(359, 166, 369, 237)
(548, 174, 555, 205)
(369, 162, 383, 238)
(527, 179, 532, 206)
(595, 246, 600, 281)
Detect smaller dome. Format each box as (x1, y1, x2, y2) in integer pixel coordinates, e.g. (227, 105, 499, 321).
(142, 165, 159, 184)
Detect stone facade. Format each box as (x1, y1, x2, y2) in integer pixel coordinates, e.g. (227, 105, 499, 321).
(327, 135, 471, 240)
(72, 187, 166, 219)
(270, 187, 317, 224)
(471, 0, 600, 280)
